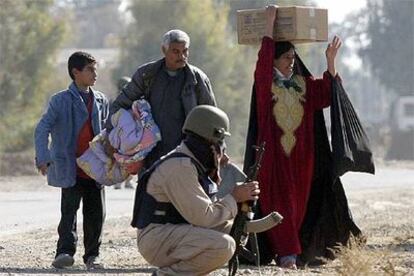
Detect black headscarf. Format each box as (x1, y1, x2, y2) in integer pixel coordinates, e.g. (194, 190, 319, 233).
(274, 41, 295, 59)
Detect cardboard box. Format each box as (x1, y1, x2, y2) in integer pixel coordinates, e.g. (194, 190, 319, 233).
(237, 6, 328, 45)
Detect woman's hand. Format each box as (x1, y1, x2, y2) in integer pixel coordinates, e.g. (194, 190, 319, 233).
(265, 5, 278, 38)
(326, 35, 342, 76)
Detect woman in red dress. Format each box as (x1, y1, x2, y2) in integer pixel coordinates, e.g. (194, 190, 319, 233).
(251, 5, 344, 269)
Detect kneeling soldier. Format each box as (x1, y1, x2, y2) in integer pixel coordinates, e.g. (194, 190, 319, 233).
(131, 105, 260, 275)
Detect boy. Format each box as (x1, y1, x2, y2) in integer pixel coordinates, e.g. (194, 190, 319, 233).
(34, 51, 109, 269)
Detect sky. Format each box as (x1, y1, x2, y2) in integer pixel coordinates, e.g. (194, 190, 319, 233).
(313, 0, 367, 23)
(312, 0, 368, 70)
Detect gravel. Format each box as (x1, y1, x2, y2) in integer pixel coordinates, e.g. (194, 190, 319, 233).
(1, 168, 414, 275)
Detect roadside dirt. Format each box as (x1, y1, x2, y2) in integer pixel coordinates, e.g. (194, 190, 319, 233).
(0, 164, 413, 275)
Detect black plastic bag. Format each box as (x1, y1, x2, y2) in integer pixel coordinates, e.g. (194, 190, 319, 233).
(330, 78, 375, 177)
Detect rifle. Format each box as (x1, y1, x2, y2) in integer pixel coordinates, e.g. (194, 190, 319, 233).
(228, 142, 283, 276)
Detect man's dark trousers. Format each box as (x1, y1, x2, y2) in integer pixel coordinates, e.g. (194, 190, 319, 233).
(56, 177, 105, 263)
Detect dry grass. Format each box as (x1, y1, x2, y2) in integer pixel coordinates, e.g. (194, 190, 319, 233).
(331, 235, 414, 276)
(334, 243, 389, 276)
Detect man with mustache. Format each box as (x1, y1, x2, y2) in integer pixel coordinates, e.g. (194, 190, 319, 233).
(107, 29, 216, 172)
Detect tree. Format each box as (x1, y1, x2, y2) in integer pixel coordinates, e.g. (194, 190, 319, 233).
(55, 0, 124, 48)
(114, 0, 320, 161)
(114, 0, 254, 159)
(343, 0, 414, 159)
(114, 0, 312, 160)
(356, 0, 414, 95)
(0, 0, 66, 153)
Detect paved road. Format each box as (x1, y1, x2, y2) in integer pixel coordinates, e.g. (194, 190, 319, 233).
(1, 167, 413, 237)
(0, 188, 135, 237)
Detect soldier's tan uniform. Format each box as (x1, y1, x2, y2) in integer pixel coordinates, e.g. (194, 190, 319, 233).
(137, 142, 238, 275)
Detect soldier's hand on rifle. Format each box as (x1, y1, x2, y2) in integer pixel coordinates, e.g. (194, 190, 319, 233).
(231, 181, 260, 202)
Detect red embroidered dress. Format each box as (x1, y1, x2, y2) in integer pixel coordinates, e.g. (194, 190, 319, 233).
(254, 36, 335, 256)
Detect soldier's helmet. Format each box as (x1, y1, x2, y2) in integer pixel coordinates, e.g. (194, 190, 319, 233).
(183, 105, 231, 143)
(117, 76, 131, 91)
